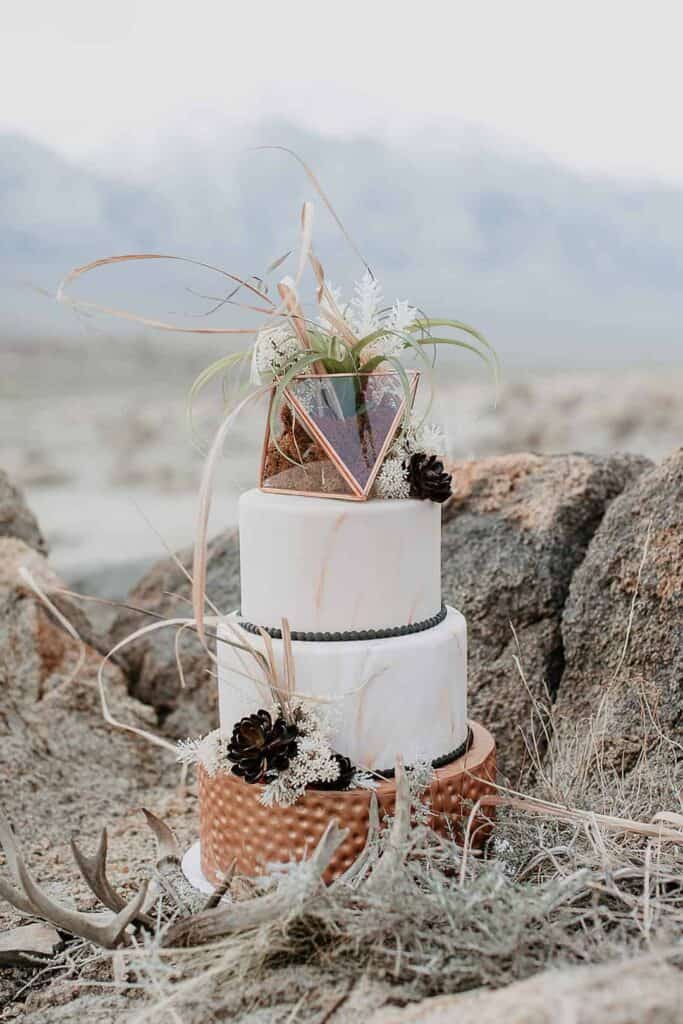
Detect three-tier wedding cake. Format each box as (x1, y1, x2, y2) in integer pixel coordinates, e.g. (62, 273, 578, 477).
(190, 362, 497, 882)
(56, 158, 498, 887)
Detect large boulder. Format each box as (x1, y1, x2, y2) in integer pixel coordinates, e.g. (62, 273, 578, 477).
(0, 470, 46, 554)
(442, 453, 651, 779)
(554, 447, 682, 768)
(109, 529, 240, 738)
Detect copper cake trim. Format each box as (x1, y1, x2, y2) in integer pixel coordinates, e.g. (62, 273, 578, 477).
(199, 720, 496, 885)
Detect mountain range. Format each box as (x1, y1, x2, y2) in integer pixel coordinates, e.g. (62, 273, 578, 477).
(2, 123, 682, 366)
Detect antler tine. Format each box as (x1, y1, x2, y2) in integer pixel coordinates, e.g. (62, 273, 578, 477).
(309, 820, 348, 876)
(71, 829, 156, 929)
(366, 756, 410, 890)
(333, 792, 381, 888)
(163, 818, 347, 948)
(142, 808, 181, 872)
(202, 859, 236, 911)
(15, 852, 149, 949)
(71, 829, 125, 913)
(0, 814, 37, 916)
(0, 876, 35, 918)
(0, 813, 24, 888)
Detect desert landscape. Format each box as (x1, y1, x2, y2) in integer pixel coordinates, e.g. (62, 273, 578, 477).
(2, 6, 683, 1019)
(1, 333, 681, 1021)
(3, 335, 681, 592)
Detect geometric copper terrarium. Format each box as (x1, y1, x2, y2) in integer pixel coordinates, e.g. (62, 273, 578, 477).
(259, 370, 419, 501)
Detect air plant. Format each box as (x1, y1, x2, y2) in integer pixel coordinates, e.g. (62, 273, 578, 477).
(56, 150, 499, 461)
(55, 149, 500, 652)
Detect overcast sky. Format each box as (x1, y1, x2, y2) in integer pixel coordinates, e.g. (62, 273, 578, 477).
(2, 2, 683, 368)
(3, 1, 683, 183)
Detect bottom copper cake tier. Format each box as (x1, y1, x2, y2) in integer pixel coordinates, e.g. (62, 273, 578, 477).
(199, 720, 496, 885)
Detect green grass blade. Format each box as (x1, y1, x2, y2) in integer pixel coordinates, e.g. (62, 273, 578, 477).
(187, 350, 249, 446)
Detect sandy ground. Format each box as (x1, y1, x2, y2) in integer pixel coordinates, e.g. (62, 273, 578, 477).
(2, 336, 681, 594)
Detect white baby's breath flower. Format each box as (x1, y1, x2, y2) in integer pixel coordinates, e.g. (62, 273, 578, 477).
(391, 417, 447, 460)
(416, 422, 447, 457)
(250, 324, 302, 385)
(259, 698, 342, 808)
(176, 730, 227, 777)
(374, 456, 410, 500)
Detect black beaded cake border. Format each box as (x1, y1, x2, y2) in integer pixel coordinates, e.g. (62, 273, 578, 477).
(373, 726, 474, 779)
(238, 603, 448, 642)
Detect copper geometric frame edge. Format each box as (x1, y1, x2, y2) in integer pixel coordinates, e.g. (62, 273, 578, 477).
(258, 370, 420, 501)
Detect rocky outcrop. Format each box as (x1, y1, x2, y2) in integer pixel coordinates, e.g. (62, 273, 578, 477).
(368, 956, 683, 1024)
(0, 470, 46, 554)
(442, 453, 651, 778)
(555, 447, 682, 768)
(109, 529, 240, 737)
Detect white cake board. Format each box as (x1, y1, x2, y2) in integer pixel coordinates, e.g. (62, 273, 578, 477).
(181, 840, 215, 894)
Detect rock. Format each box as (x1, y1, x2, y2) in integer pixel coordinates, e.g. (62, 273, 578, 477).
(0, 470, 46, 554)
(0, 538, 122, 706)
(555, 447, 682, 769)
(0, 538, 68, 705)
(442, 453, 652, 779)
(109, 529, 240, 737)
(368, 955, 683, 1024)
(0, 924, 61, 966)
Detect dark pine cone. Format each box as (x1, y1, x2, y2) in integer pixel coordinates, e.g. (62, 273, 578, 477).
(309, 753, 355, 791)
(227, 709, 298, 784)
(406, 452, 453, 503)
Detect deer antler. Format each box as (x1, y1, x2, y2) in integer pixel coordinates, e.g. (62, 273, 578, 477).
(333, 791, 381, 888)
(163, 819, 347, 947)
(0, 813, 148, 949)
(71, 828, 156, 928)
(366, 757, 410, 890)
(141, 807, 181, 873)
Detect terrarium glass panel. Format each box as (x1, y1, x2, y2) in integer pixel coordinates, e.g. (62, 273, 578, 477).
(260, 372, 418, 500)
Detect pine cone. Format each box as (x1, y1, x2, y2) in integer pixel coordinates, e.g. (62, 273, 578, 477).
(406, 453, 453, 503)
(310, 753, 355, 791)
(227, 710, 298, 784)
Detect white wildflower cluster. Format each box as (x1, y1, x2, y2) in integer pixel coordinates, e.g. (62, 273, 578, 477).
(250, 324, 302, 385)
(492, 836, 518, 877)
(349, 771, 380, 791)
(414, 421, 447, 458)
(392, 414, 447, 461)
(405, 760, 436, 825)
(350, 270, 384, 337)
(317, 270, 417, 364)
(260, 699, 341, 809)
(374, 456, 410, 500)
(361, 296, 418, 365)
(374, 416, 447, 500)
(176, 729, 227, 777)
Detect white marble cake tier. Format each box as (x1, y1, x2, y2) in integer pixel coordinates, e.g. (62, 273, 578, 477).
(239, 489, 442, 634)
(217, 607, 468, 771)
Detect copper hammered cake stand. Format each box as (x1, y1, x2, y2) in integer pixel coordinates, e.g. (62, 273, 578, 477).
(197, 721, 496, 885)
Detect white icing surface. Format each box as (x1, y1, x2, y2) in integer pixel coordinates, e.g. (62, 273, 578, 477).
(239, 488, 442, 633)
(217, 607, 468, 771)
(181, 841, 214, 894)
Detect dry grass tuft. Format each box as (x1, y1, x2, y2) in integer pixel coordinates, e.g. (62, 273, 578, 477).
(96, 686, 679, 1024)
